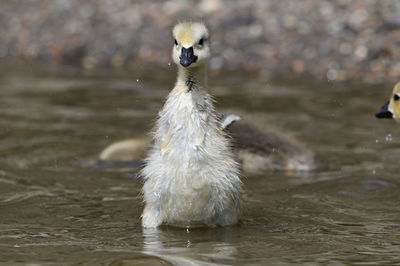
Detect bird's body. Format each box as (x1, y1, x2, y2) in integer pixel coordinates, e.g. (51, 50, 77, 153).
(141, 22, 241, 228)
(99, 138, 149, 162)
(228, 122, 315, 172)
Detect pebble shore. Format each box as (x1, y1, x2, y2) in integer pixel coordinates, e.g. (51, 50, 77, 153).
(1, 0, 400, 84)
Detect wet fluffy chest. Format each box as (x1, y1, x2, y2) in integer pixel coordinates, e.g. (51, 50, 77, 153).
(158, 90, 217, 153)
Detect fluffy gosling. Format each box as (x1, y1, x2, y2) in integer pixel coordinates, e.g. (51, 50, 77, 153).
(141, 22, 242, 228)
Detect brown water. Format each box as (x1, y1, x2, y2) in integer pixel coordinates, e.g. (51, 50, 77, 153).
(0, 60, 399, 265)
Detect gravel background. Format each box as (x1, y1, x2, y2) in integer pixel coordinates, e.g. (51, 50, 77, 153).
(1, 0, 400, 84)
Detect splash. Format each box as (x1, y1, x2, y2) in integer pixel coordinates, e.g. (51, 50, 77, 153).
(385, 133, 393, 142)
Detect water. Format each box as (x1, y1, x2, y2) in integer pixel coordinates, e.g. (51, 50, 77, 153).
(0, 60, 399, 265)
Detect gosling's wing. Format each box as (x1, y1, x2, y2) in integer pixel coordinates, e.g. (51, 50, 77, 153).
(219, 113, 242, 130)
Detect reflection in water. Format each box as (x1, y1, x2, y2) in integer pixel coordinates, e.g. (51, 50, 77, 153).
(142, 227, 238, 266)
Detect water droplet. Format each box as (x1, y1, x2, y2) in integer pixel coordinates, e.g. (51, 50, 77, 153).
(167, 62, 171, 66)
(372, 169, 376, 175)
(385, 133, 393, 142)
(375, 139, 379, 143)
(136, 79, 140, 82)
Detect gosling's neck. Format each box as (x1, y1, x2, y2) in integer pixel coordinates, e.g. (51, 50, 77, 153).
(174, 63, 208, 93)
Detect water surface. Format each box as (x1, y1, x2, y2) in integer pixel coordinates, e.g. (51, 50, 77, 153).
(0, 60, 399, 265)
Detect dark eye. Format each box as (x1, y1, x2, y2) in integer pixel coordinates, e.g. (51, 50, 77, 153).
(198, 38, 204, 46)
(174, 39, 178, 46)
(394, 94, 400, 101)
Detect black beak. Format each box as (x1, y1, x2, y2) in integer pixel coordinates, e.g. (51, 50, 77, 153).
(376, 101, 393, 119)
(180, 47, 197, 67)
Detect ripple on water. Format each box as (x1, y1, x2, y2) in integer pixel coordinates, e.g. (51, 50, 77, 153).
(0, 190, 56, 207)
(1, 63, 400, 264)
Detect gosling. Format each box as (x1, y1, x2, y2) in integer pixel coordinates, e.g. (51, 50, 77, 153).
(141, 22, 242, 228)
(376, 81, 400, 120)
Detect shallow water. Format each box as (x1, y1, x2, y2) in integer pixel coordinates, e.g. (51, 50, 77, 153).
(0, 60, 399, 265)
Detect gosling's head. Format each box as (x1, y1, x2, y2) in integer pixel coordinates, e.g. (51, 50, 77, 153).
(376, 82, 400, 120)
(172, 22, 210, 68)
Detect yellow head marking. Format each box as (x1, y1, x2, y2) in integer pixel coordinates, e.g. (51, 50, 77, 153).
(392, 82, 400, 95)
(173, 22, 208, 48)
(175, 23, 195, 47)
(389, 82, 400, 121)
(390, 81, 400, 120)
